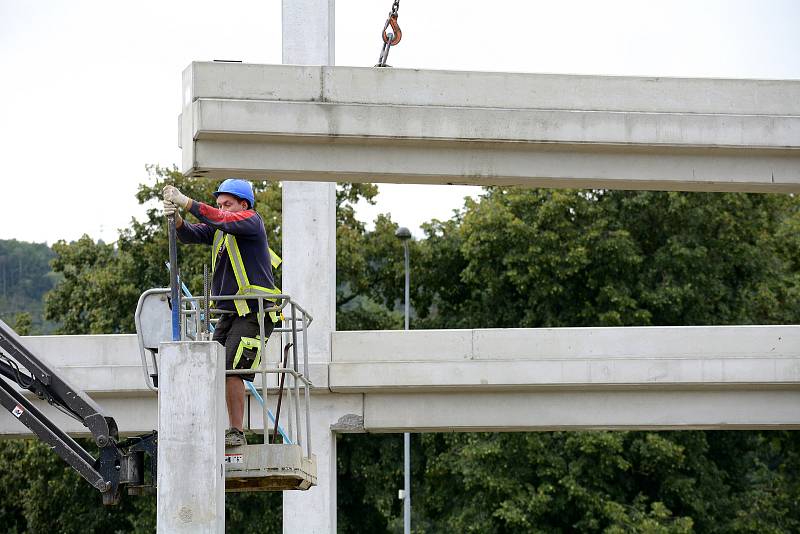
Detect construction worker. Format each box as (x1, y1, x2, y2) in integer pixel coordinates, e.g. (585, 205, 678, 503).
(162, 179, 278, 447)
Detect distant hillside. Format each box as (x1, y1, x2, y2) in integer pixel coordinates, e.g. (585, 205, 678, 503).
(0, 239, 60, 334)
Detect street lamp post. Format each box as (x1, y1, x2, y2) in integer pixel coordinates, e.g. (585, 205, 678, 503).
(395, 226, 412, 534)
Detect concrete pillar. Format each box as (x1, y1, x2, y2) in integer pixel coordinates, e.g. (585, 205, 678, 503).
(282, 0, 334, 65)
(157, 342, 226, 534)
(283, 397, 338, 532)
(283, 394, 365, 533)
(282, 1, 337, 533)
(282, 182, 337, 360)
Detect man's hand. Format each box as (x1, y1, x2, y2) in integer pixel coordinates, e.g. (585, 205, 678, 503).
(162, 200, 183, 225)
(162, 185, 192, 210)
(162, 200, 180, 217)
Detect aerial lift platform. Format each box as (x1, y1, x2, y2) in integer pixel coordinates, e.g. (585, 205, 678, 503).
(136, 286, 317, 493)
(0, 280, 315, 507)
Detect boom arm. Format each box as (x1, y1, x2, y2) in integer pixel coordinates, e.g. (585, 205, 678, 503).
(0, 318, 156, 505)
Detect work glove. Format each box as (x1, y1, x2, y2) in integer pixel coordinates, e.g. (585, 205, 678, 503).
(162, 185, 192, 210)
(162, 200, 182, 220)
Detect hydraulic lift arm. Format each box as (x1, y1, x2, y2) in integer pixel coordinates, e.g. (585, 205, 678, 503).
(0, 318, 156, 505)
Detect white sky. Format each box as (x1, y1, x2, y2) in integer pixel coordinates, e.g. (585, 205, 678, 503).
(1, 0, 799, 244)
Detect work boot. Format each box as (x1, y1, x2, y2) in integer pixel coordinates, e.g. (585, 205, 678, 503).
(225, 428, 247, 447)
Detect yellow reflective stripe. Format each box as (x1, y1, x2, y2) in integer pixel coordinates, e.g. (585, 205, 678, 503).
(210, 231, 226, 308)
(212, 231, 224, 274)
(269, 248, 282, 269)
(241, 284, 281, 296)
(233, 299, 250, 316)
(225, 235, 253, 315)
(226, 235, 250, 286)
(240, 285, 282, 323)
(232, 336, 263, 370)
(211, 231, 281, 317)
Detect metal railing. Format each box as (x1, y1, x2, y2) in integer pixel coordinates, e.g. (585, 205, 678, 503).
(135, 290, 314, 459)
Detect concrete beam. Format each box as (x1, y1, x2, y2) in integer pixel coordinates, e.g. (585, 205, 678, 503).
(1, 327, 798, 437)
(363, 390, 800, 432)
(181, 63, 800, 193)
(330, 326, 800, 390)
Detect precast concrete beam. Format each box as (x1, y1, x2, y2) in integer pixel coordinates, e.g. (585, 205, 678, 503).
(330, 326, 800, 391)
(181, 63, 800, 193)
(2, 326, 800, 437)
(363, 390, 800, 432)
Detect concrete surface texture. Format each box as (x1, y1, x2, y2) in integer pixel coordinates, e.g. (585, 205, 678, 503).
(280, 3, 337, 533)
(180, 63, 800, 192)
(156, 342, 225, 534)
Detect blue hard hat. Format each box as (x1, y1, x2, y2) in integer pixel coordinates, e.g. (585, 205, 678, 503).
(213, 178, 255, 209)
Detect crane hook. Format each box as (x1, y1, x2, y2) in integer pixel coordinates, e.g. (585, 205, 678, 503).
(382, 14, 402, 46)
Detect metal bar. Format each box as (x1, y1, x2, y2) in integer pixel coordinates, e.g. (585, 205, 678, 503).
(134, 288, 168, 392)
(291, 303, 300, 373)
(0, 327, 49, 384)
(0, 318, 114, 443)
(302, 310, 312, 458)
(403, 238, 411, 534)
(193, 293, 200, 340)
(290, 303, 302, 448)
(203, 264, 210, 340)
(284, 326, 294, 442)
(167, 215, 181, 341)
(293, 368, 302, 450)
(404, 432, 411, 534)
(0, 376, 108, 491)
(273, 342, 291, 443)
(404, 241, 410, 330)
(258, 297, 267, 438)
(225, 367, 308, 380)
(244, 380, 291, 443)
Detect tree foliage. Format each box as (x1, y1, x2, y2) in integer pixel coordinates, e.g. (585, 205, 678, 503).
(0, 239, 57, 333)
(6, 176, 800, 532)
(338, 188, 800, 533)
(413, 188, 800, 328)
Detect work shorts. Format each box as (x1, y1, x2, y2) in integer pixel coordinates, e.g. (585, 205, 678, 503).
(213, 312, 275, 382)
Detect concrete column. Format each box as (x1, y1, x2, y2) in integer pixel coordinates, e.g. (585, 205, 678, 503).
(157, 342, 226, 534)
(281, 0, 336, 363)
(284, 394, 365, 533)
(282, 2, 337, 532)
(282, 181, 337, 361)
(284, 398, 338, 532)
(282, 0, 334, 65)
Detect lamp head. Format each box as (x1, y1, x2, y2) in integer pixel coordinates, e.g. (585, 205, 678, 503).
(395, 227, 412, 240)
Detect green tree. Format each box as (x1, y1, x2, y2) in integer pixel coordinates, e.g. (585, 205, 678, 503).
(413, 189, 800, 328)
(0, 239, 58, 333)
(16, 179, 800, 533)
(12, 311, 32, 335)
(338, 188, 800, 533)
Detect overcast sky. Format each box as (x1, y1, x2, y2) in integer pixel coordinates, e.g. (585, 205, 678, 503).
(1, 0, 799, 244)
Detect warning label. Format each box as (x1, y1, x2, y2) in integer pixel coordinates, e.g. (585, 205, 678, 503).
(12, 405, 24, 418)
(224, 454, 244, 464)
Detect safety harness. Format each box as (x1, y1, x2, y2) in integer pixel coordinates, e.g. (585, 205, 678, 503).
(212, 230, 282, 318)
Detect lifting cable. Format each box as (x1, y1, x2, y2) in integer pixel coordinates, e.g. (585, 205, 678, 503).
(376, 0, 402, 67)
